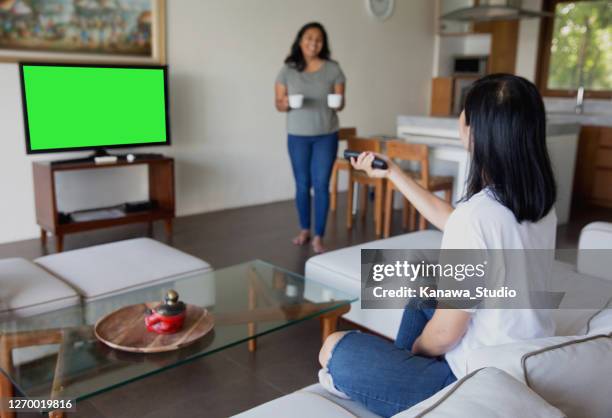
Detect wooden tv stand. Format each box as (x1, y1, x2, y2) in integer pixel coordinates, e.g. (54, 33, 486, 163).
(33, 156, 175, 252)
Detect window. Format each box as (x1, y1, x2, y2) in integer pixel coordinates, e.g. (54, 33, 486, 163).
(538, 0, 612, 98)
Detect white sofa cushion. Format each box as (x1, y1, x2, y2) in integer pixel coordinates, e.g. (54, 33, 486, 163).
(466, 334, 612, 418)
(522, 334, 612, 418)
(577, 222, 612, 280)
(307, 231, 442, 291)
(233, 383, 380, 418)
(35, 238, 211, 301)
(305, 231, 442, 338)
(395, 367, 564, 418)
(581, 302, 612, 335)
(0, 258, 80, 319)
(548, 260, 612, 336)
(466, 335, 572, 381)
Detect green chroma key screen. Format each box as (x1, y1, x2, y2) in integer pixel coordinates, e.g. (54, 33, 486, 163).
(21, 65, 169, 153)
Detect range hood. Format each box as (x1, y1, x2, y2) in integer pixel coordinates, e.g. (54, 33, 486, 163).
(441, 0, 552, 22)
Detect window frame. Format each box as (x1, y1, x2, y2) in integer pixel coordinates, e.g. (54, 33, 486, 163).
(536, 0, 612, 99)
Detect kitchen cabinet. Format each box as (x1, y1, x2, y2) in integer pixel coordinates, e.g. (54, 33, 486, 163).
(431, 77, 454, 116)
(473, 20, 519, 74)
(573, 126, 612, 208)
(430, 76, 479, 117)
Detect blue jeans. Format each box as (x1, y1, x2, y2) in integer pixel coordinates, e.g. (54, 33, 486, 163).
(327, 299, 457, 417)
(287, 132, 338, 237)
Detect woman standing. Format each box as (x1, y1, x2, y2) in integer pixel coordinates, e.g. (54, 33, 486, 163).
(275, 22, 346, 254)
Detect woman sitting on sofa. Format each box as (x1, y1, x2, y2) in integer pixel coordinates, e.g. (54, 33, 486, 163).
(318, 74, 558, 417)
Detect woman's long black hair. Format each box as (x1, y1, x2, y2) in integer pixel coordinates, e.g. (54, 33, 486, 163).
(284, 22, 331, 72)
(462, 74, 556, 223)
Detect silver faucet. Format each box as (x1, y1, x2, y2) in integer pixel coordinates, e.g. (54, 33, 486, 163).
(575, 86, 585, 115)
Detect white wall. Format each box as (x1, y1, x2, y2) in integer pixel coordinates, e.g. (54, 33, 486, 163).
(0, 0, 436, 244)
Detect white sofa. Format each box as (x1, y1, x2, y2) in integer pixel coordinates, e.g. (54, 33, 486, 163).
(236, 223, 612, 417)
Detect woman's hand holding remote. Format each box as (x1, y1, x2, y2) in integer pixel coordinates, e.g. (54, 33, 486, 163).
(351, 151, 452, 231)
(350, 152, 394, 178)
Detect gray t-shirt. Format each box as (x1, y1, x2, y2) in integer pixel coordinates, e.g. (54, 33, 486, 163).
(276, 60, 346, 136)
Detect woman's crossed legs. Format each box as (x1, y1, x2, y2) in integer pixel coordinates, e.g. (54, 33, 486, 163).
(318, 299, 456, 417)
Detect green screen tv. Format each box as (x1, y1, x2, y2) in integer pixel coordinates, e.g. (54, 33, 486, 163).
(20, 63, 170, 154)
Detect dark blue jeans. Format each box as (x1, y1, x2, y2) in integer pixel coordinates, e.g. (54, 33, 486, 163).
(287, 132, 338, 237)
(327, 299, 457, 417)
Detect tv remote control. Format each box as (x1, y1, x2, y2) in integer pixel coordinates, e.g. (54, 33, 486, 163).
(94, 156, 118, 165)
(343, 150, 388, 170)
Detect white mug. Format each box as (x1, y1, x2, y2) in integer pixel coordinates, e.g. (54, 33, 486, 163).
(327, 94, 342, 109)
(288, 94, 304, 109)
(285, 284, 298, 298)
(322, 288, 334, 302)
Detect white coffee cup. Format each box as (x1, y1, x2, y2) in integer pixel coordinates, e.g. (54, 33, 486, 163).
(327, 94, 342, 109)
(288, 94, 304, 109)
(285, 284, 298, 298)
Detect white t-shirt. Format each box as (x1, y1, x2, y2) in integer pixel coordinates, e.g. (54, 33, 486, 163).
(442, 188, 557, 378)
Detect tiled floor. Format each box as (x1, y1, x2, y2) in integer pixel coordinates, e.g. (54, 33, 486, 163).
(3, 195, 611, 417)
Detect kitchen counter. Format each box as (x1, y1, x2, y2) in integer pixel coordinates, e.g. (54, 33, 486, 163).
(544, 98, 612, 127)
(546, 112, 612, 128)
(396, 115, 581, 224)
(396, 115, 581, 143)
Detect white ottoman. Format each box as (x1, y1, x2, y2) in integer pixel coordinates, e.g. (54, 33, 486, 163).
(35, 238, 211, 302)
(0, 258, 80, 319)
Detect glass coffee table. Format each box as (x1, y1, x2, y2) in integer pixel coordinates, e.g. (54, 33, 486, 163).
(0, 260, 356, 417)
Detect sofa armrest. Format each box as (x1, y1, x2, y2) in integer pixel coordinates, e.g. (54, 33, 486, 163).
(463, 334, 612, 418)
(577, 222, 612, 280)
(395, 367, 565, 418)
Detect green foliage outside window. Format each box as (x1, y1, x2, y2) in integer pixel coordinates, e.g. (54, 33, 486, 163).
(548, 1, 612, 91)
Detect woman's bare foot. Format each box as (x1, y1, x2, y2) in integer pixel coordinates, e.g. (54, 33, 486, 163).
(292, 229, 311, 245)
(312, 235, 325, 254)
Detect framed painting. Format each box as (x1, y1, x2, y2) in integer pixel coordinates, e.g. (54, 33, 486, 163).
(0, 0, 165, 64)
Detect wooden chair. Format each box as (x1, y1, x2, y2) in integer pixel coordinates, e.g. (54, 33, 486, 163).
(330, 127, 358, 212)
(383, 140, 454, 238)
(346, 137, 384, 236)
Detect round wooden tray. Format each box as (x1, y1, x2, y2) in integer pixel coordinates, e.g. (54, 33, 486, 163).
(94, 302, 214, 353)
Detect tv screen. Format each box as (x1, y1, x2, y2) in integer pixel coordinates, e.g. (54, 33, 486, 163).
(20, 63, 170, 154)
